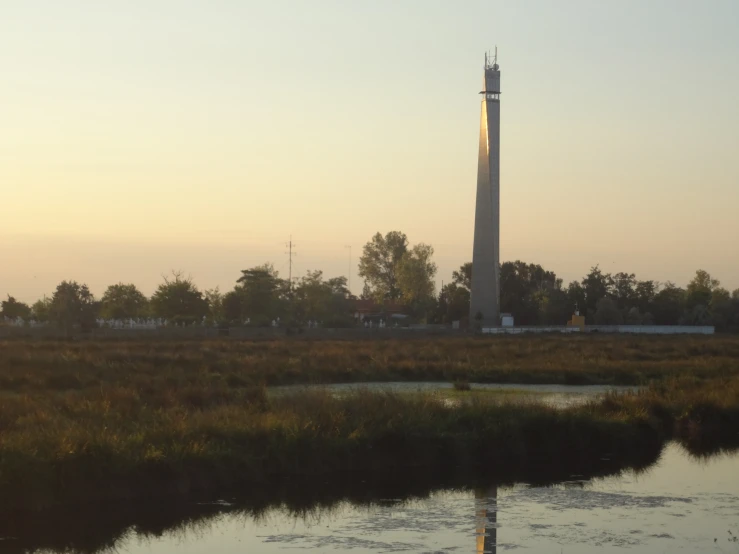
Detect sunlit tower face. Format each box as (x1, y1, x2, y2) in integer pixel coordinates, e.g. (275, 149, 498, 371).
(470, 49, 501, 326)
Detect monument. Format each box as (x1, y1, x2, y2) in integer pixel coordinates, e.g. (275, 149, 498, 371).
(470, 49, 501, 326)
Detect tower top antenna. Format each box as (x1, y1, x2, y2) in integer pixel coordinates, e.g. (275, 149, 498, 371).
(484, 46, 499, 70)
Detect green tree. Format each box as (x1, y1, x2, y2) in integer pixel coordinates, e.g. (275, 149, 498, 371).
(1, 296, 31, 320)
(326, 276, 351, 297)
(294, 270, 330, 321)
(652, 282, 685, 325)
(686, 269, 720, 310)
(540, 288, 572, 325)
(593, 297, 624, 325)
(235, 264, 288, 324)
(100, 283, 148, 320)
(222, 289, 245, 323)
(396, 243, 437, 317)
(500, 261, 561, 325)
(48, 281, 97, 331)
(624, 306, 652, 325)
(452, 262, 472, 292)
(357, 231, 408, 302)
(634, 280, 657, 315)
(710, 287, 732, 329)
(31, 297, 52, 322)
(731, 289, 739, 328)
(434, 282, 470, 323)
(433, 261, 473, 324)
(681, 304, 713, 326)
(581, 266, 614, 317)
(150, 272, 208, 324)
(360, 282, 373, 300)
(442, 260, 570, 324)
(293, 270, 352, 326)
(612, 272, 636, 310)
(566, 282, 587, 317)
(204, 287, 224, 323)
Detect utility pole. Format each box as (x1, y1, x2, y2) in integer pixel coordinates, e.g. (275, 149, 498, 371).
(285, 236, 296, 289)
(344, 245, 352, 294)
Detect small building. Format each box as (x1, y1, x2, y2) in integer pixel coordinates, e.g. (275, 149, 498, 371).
(567, 312, 586, 331)
(351, 299, 408, 324)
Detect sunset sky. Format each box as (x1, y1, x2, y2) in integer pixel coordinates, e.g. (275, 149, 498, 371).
(2, 0, 738, 302)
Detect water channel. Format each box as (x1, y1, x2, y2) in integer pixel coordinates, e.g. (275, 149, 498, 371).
(5, 444, 737, 554)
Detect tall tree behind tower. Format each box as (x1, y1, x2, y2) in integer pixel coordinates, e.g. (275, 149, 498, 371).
(358, 231, 408, 302)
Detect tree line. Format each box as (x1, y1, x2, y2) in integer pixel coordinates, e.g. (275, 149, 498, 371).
(436, 263, 739, 330)
(0, 266, 353, 330)
(2, 230, 738, 331)
(355, 232, 739, 330)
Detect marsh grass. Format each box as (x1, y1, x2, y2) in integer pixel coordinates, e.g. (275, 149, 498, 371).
(0, 376, 737, 511)
(0, 335, 738, 511)
(1, 334, 738, 392)
(590, 376, 739, 454)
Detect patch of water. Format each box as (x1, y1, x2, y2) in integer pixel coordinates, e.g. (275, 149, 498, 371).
(271, 382, 636, 408)
(13, 444, 736, 554)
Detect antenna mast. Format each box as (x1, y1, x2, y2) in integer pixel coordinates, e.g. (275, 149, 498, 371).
(344, 245, 352, 293)
(484, 47, 499, 70)
(285, 236, 297, 289)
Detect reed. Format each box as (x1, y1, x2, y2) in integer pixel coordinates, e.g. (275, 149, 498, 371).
(0, 335, 737, 511)
(1, 334, 738, 391)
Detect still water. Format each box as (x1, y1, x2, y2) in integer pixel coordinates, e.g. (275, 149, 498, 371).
(271, 382, 636, 408)
(8, 444, 738, 554)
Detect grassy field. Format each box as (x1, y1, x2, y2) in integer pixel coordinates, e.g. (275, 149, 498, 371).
(0, 335, 738, 511)
(1, 334, 738, 391)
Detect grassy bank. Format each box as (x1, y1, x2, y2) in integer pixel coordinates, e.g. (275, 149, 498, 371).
(595, 376, 739, 454)
(1, 335, 738, 511)
(0, 385, 651, 509)
(1, 374, 738, 511)
(1, 334, 739, 390)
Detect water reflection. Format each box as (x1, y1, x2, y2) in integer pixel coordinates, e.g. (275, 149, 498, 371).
(475, 486, 497, 553)
(2, 442, 738, 554)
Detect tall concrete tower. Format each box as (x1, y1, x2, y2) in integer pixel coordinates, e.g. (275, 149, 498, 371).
(470, 49, 501, 326)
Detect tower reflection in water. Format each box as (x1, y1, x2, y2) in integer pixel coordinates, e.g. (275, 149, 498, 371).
(475, 486, 498, 554)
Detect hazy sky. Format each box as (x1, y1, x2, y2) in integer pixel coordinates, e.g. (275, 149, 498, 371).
(2, 0, 738, 302)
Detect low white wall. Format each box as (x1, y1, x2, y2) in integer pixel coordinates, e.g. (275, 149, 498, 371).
(482, 326, 580, 334)
(481, 325, 715, 335)
(585, 325, 715, 335)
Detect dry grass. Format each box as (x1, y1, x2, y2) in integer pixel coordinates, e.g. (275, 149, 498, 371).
(0, 384, 663, 511)
(1, 334, 738, 391)
(0, 334, 738, 511)
(591, 376, 739, 453)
